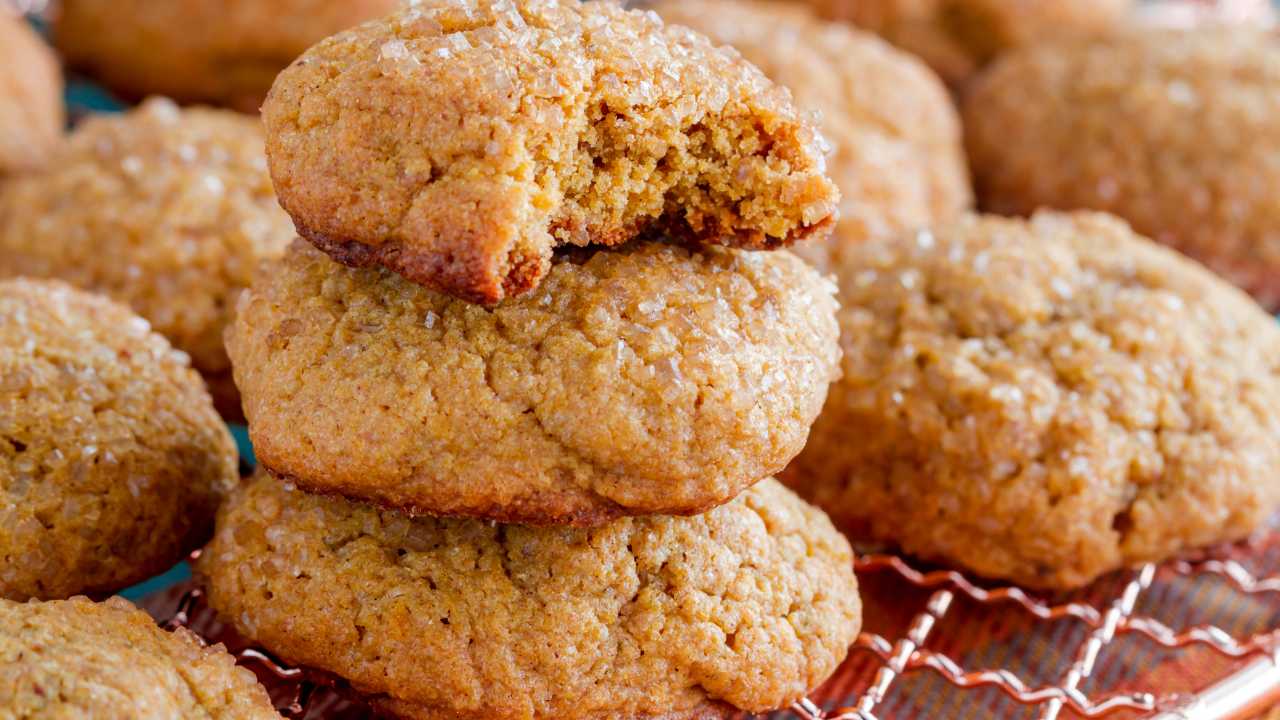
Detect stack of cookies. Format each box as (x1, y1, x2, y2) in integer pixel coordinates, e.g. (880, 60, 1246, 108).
(197, 1, 863, 717)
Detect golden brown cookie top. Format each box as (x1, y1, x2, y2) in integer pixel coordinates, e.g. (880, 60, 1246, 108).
(652, 0, 970, 267)
(796, 0, 1132, 86)
(964, 29, 1280, 310)
(0, 596, 279, 718)
(228, 240, 840, 525)
(0, 278, 237, 600)
(786, 211, 1280, 589)
(55, 0, 401, 112)
(0, 14, 63, 177)
(0, 98, 295, 382)
(198, 473, 860, 719)
(263, 0, 840, 305)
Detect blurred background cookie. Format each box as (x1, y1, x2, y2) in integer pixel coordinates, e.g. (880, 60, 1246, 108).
(1135, 0, 1275, 27)
(783, 211, 1280, 590)
(0, 595, 278, 718)
(263, 0, 838, 304)
(0, 279, 237, 601)
(198, 472, 859, 719)
(652, 0, 971, 271)
(0, 98, 296, 418)
(0, 12, 63, 177)
(228, 241, 839, 525)
(964, 30, 1280, 310)
(788, 0, 1133, 87)
(52, 0, 400, 113)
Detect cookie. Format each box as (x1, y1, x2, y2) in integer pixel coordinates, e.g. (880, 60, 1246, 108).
(0, 278, 237, 601)
(783, 211, 1280, 590)
(1136, 0, 1275, 28)
(229, 239, 838, 524)
(197, 472, 860, 719)
(794, 0, 1131, 87)
(0, 98, 296, 418)
(263, 0, 840, 305)
(964, 30, 1280, 311)
(652, 0, 970, 270)
(54, 0, 399, 113)
(0, 13, 63, 177)
(0, 595, 279, 718)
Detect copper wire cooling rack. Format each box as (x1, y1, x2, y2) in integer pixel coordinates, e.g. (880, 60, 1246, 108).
(144, 530, 1280, 720)
(815, 539, 1280, 720)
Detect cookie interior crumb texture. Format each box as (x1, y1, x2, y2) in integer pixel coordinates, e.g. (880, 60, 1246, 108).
(0, 13, 64, 177)
(54, 0, 401, 113)
(0, 278, 238, 601)
(652, 0, 970, 270)
(785, 211, 1280, 590)
(0, 596, 280, 718)
(964, 29, 1280, 311)
(264, 0, 840, 304)
(198, 473, 860, 719)
(0, 97, 296, 417)
(229, 240, 840, 525)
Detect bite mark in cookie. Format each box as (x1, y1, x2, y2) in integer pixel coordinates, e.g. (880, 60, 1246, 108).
(263, 0, 839, 304)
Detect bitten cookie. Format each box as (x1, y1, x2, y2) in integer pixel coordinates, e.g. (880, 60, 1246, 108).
(0, 596, 279, 718)
(228, 240, 839, 525)
(54, 0, 400, 112)
(794, 0, 1131, 87)
(0, 279, 237, 601)
(964, 30, 1280, 311)
(0, 13, 63, 176)
(783, 212, 1280, 590)
(653, 0, 970, 270)
(0, 98, 296, 418)
(198, 473, 860, 719)
(263, 0, 840, 304)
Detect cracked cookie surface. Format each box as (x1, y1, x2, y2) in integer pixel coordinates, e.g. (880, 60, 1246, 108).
(964, 29, 1280, 311)
(197, 473, 860, 719)
(0, 279, 237, 601)
(0, 98, 296, 418)
(0, 14, 62, 177)
(652, 0, 970, 270)
(228, 240, 839, 524)
(55, 0, 400, 113)
(0, 596, 279, 718)
(783, 211, 1280, 590)
(263, 0, 839, 304)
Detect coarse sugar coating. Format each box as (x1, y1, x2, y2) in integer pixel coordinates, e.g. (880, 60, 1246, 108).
(651, 0, 970, 270)
(0, 279, 237, 601)
(263, 0, 840, 305)
(229, 239, 839, 525)
(0, 14, 63, 177)
(0, 595, 279, 718)
(783, 211, 1280, 590)
(0, 98, 296, 418)
(197, 473, 860, 719)
(964, 30, 1280, 311)
(54, 0, 401, 113)
(793, 0, 1131, 87)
